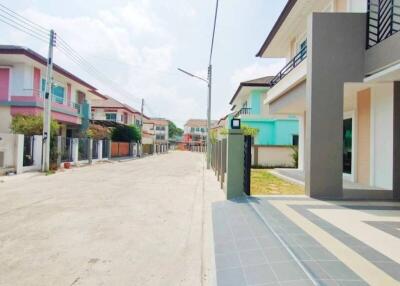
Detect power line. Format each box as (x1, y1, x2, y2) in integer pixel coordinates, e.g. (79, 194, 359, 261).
(0, 3, 163, 118)
(0, 16, 48, 43)
(0, 3, 49, 33)
(209, 0, 219, 65)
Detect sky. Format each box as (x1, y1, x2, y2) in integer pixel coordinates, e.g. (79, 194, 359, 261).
(0, 0, 287, 127)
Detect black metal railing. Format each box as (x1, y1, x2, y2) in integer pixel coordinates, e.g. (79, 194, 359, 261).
(270, 44, 307, 87)
(367, 0, 400, 48)
(61, 137, 73, 163)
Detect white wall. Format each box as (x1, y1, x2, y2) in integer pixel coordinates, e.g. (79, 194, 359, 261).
(252, 146, 295, 167)
(370, 84, 393, 189)
(347, 0, 367, 12)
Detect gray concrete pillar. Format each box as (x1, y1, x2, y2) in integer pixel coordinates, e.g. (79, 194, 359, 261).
(305, 13, 366, 198)
(225, 129, 244, 199)
(393, 81, 400, 201)
(88, 138, 93, 164)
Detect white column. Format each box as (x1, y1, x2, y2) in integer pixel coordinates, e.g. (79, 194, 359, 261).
(15, 134, 24, 174)
(98, 140, 103, 160)
(72, 138, 79, 165)
(33, 135, 43, 170)
(298, 113, 305, 170)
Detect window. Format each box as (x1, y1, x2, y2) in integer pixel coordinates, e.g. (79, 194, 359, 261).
(41, 79, 65, 104)
(292, 135, 299, 146)
(191, 127, 195, 133)
(106, 113, 117, 122)
(156, 134, 165, 140)
(201, 128, 205, 132)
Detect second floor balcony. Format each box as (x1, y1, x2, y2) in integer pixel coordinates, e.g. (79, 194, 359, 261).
(270, 44, 307, 88)
(367, 0, 400, 48)
(235, 107, 252, 117)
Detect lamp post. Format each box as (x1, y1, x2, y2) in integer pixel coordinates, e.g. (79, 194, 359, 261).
(177, 67, 212, 169)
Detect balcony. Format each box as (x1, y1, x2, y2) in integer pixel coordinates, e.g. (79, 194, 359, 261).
(235, 107, 252, 117)
(270, 44, 307, 87)
(367, 0, 400, 48)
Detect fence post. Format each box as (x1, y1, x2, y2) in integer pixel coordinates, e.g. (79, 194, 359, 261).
(221, 138, 227, 189)
(88, 138, 93, 164)
(225, 129, 244, 199)
(72, 138, 79, 165)
(98, 140, 103, 160)
(33, 135, 43, 170)
(108, 140, 112, 159)
(15, 134, 24, 174)
(57, 136, 62, 167)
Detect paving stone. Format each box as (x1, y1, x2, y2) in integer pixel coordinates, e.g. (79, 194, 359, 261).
(217, 267, 247, 286)
(263, 247, 293, 263)
(243, 264, 277, 285)
(239, 249, 267, 266)
(215, 252, 241, 270)
(270, 261, 308, 282)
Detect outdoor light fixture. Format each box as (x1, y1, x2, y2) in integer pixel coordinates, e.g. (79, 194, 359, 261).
(231, 118, 241, 129)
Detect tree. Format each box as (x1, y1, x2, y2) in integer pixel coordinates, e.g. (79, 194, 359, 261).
(168, 121, 183, 138)
(86, 124, 111, 140)
(11, 114, 60, 137)
(111, 125, 141, 142)
(11, 114, 60, 167)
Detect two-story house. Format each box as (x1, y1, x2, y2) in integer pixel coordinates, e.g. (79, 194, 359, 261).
(229, 76, 299, 146)
(151, 118, 169, 153)
(183, 119, 213, 150)
(0, 45, 106, 137)
(257, 0, 400, 200)
(91, 97, 142, 126)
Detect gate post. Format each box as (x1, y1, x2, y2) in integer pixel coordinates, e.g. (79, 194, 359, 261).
(88, 138, 93, 164)
(225, 129, 244, 199)
(220, 138, 227, 189)
(57, 136, 62, 167)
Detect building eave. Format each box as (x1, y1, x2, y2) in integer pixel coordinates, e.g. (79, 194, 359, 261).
(256, 0, 297, 57)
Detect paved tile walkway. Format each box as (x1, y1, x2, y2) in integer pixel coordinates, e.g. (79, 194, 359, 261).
(212, 196, 400, 286)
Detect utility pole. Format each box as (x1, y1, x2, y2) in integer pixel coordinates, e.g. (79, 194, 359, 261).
(42, 29, 56, 172)
(206, 64, 212, 169)
(140, 98, 144, 157)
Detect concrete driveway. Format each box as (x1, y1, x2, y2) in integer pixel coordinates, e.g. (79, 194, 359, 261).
(0, 151, 224, 286)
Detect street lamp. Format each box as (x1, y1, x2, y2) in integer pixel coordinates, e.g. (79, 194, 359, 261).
(178, 67, 212, 170)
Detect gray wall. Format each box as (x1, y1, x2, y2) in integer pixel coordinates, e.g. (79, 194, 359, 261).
(269, 81, 306, 115)
(365, 32, 400, 76)
(305, 13, 366, 198)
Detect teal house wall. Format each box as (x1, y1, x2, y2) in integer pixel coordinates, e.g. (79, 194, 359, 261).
(228, 89, 299, 146)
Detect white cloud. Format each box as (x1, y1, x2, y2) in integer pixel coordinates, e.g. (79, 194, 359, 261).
(230, 60, 286, 88)
(10, 3, 177, 113)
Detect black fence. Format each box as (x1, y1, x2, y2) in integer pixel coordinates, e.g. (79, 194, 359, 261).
(92, 139, 99, 160)
(61, 137, 73, 163)
(102, 139, 110, 158)
(23, 135, 34, 167)
(78, 138, 89, 161)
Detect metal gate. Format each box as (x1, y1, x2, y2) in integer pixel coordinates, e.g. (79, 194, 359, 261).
(244, 135, 252, 195)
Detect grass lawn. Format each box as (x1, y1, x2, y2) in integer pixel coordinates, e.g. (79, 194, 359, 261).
(251, 169, 304, 195)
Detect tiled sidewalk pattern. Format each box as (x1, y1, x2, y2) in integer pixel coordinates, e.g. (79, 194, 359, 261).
(212, 197, 400, 286)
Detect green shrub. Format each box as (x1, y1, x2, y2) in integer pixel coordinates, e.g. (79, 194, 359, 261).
(111, 124, 141, 142)
(11, 114, 59, 136)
